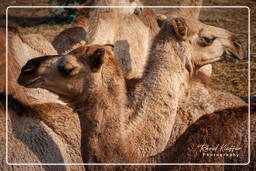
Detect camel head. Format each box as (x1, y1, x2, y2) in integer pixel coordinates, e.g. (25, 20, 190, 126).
(18, 44, 121, 99)
(163, 17, 244, 72)
(87, 0, 144, 44)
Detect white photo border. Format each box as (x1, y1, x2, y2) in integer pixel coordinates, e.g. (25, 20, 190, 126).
(5, 5, 251, 166)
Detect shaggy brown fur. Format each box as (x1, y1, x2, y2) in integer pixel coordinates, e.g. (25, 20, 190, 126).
(121, 105, 255, 171)
(0, 28, 84, 170)
(0, 27, 63, 104)
(52, 27, 88, 54)
(18, 38, 188, 162)
(51, 0, 96, 54)
(17, 13, 239, 164)
(0, 94, 85, 171)
(87, 0, 159, 79)
(18, 10, 247, 164)
(126, 72, 247, 149)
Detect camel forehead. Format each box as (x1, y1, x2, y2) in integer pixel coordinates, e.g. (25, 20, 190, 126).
(176, 17, 234, 38)
(68, 44, 106, 57)
(86, 44, 107, 54)
(200, 25, 233, 38)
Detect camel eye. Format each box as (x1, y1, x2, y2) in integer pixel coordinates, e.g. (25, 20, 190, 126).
(201, 36, 216, 46)
(58, 64, 75, 76)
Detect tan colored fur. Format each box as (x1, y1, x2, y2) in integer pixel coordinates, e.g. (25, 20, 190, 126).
(16, 19, 211, 163)
(0, 28, 84, 170)
(87, 0, 159, 79)
(18, 38, 189, 162)
(18, 10, 247, 164)
(0, 96, 84, 170)
(51, 0, 93, 54)
(52, 27, 88, 54)
(121, 105, 255, 170)
(126, 73, 247, 150)
(1, 27, 62, 104)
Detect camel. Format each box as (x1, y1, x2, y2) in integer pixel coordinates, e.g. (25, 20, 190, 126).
(53, 1, 246, 151)
(79, 0, 159, 79)
(126, 5, 245, 147)
(52, 0, 159, 79)
(17, 11, 244, 164)
(86, 0, 217, 78)
(51, 0, 95, 54)
(1, 27, 63, 104)
(0, 95, 85, 171)
(169, 0, 216, 76)
(0, 27, 85, 170)
(53, 0, 213, 78)
(120, 105, 255, 171)
(52, 27, 88, 55)
(136, 0, 247, 146)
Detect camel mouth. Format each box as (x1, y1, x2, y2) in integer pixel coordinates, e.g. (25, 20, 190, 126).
(224, 49, 243, 62)
(18, 77, 44, 88)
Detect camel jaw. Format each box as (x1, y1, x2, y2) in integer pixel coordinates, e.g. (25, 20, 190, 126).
(18, 76, 44, 88)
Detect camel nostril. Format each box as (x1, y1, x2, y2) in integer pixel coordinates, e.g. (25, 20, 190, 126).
(21, 65, 36, 73)
(58, 65, 75, 76)
(17, 75, 25, 85)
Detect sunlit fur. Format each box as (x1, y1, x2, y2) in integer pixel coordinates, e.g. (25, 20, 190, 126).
(18, 14, 245, 163)
(0, 28, 84, 170)
(87, 0, 159, 79)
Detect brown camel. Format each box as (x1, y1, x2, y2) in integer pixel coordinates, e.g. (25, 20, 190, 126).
(120, 105, 254, 171)
(86, 0, 217, 78)
(166, 0, 214, 76)
(126, 7, 245, 148)
(18, 13, 243, 163)
(85, 0, 159, 79)
(52, 0, 146, 55)
(0, 27, 85, 170)
(0, 95, 85, 171)
(53, 1, 246, 151)
(53, 0, 213, 78)
(51, 0, 95, 54)
(53, 0, 159, 79)
(1, 27, 63, 104)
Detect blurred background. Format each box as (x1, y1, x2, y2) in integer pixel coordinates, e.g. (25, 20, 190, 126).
(0, 0, 255, 97)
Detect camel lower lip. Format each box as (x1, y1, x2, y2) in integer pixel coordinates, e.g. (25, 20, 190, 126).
(24, 77, 44, 88)
(225, 49, 242, 61)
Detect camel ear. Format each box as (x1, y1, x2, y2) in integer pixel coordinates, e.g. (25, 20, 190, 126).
(171, 18, 189, 41)
(89, 48, 105, 72)
(104, 44, 115, 51)
(156, 14, 167, 27)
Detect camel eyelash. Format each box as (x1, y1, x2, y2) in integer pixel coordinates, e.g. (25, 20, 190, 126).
(200, 36, 216, 46)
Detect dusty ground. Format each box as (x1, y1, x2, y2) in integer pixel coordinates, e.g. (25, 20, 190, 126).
(0, 0, 255, 97)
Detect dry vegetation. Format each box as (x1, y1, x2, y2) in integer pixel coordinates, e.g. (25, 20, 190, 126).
(0, 0, 255, 97)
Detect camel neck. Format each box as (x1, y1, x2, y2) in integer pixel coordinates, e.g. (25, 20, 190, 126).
(88, 9, 118, 44)
(72, 79, 128, 163)
(71, 25, 190, 162)
(125, 27, 189, 157)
